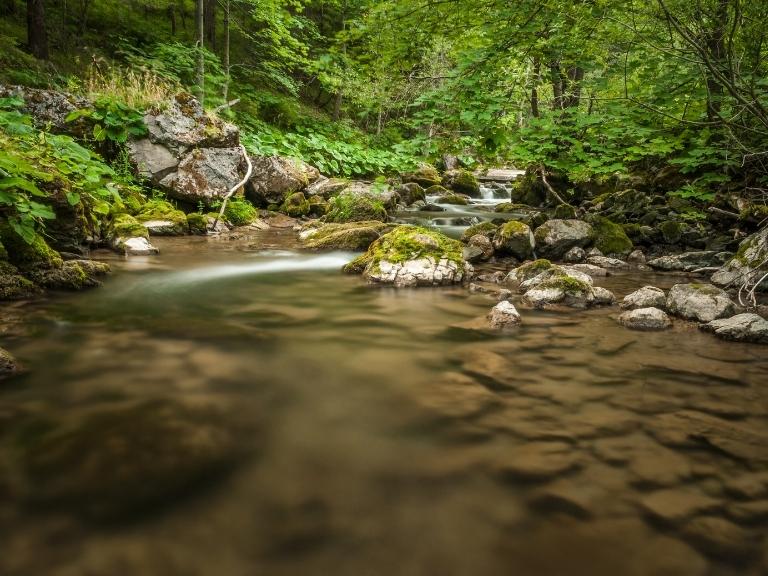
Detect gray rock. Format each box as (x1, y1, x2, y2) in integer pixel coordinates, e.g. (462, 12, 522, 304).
(115, 237, 160, 256)
(161, 147, 245, 205)
(712, 227, 768, 290)
(246, 155, 310, 206)
(127, 139, 178, 183)
(619, 307, 672, 331)
(621, 286, 667, 310)
(648, 251, 720, 272)
(467, 234, 494, 261)
(533, 219, 594, 259)
(568, 263, 609, 277)
(487, 301, 522, 329)
(141, 219, 185, 236)
(0, 347, 18, 377)
(587, 247, 603, 257)
(666, 283, 736, 322)
(563, 246, 586, 263)
(493, 221, 535, 259)
(586, 255, 629, 269)
(592, 286, 616, 306)
(519, 265, 593, 292)
(396, 182, 426, 206)
(0, 85, 90, 131)
(701, 313, 768, 344)
(627, 249, 646, 265)
(305, 176, 349, 199)
(368, 257, 470, 287)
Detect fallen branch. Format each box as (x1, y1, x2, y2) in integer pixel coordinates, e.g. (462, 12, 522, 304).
(210, 144, 253, 231)
(538, 166, 567, 206)
(707, 206, 740, 219)
(214, 98, 241, 113)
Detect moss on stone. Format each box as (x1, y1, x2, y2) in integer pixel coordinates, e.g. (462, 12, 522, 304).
(495, 203, 533, 213)
(308, 195, 329, 217)
(0, 224, 63, 271)
(442, 169, 480, 195)
(738, 203, 768, 222)
(135, 199, 187, 234)
(515, 259, 554, 282)
(407, 164, 442, 187)
(591, 216, 633, 255)
(186, 212, 208, 235)
(460, 222, 498, 243)
(659, 220, 683, 244)
(425, 185, 450, 196)
(28, 260, 109, 290)
(436, 193, 469, 205)
(281, 192, 310, 218)
(224, 199, 259, 226)
(553, 204, 577, 219)
(303, 221, 394, 251)
(539, 272, 592, 295)
(0, 261, 41, 300)
(325, 192, 388, 223)
(111, 214, 149, 239)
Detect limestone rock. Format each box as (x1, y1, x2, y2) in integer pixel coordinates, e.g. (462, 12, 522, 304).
(246, 155, 309, 206)
(161, 147, 245, 205)
(487, 301, 522, 329)
(666, 283, 736, 322)
(701, 313, 768, 344)
(467, 234, 494, 261)
(115, 237, 160, 256)
(621, 286, 667, 310)
(586, 255, 629, 269)
(563, 246, 586, 263)
(618, 307, 672, 330)
(533, 219, 594, 259)
(648, 251, 722, 272)
(493, 221, 535, 259)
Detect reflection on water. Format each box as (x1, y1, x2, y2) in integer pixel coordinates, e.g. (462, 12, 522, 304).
(0, 232, 766, 576)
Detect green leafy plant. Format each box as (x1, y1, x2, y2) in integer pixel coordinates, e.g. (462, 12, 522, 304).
(66, 96, 147, 144)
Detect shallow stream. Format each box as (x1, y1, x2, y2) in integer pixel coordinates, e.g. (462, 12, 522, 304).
(0, 228, 766, 575)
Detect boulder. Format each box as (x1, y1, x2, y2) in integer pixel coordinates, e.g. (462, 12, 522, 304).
(586, 255, 629, 269)
(281, 192, 310, 218)
(461, 222, 498, 243)
(344, 226, 472, 287)
(618, 307, 672, 331)
(404, 163, 441, 187)
(563, 246, 586, 263)
(593, 286, 616, 306)
(590, 216, 633, 256)
(523, 273, 596, 309)
(435, 193, 469, 205)
(518, 264, 593, 292)
(648, 251, 724, 272)
(627, 249, 646, 265)
(114, 236, 160, 256)
(441, 169, 480, 196)
(325, 191, 388, 223)
(0, 261, 40, 300)
(711, 227, 768, 290)
(467, 235, 494, 261)
(667, 283, 736, 322)
(621, 286, 667, 310)
(135, 199, 188, 236)
(568, 263, 609, 277)
(505, 259, 555, 285)
(0, 346, 19, 378)
(0, 85, 90, 132)
(487, 301, 522, 329)
(701, 313, 768, 344)
(27, 259, 110, 290)
(300, 221, 394, 251)
(305, 177, 350, 199)
(493, 221, 535, 259)
(533, 219, 594, 259)
(127, 138, 179, 182)
(160, 147, 245, 205)
(396, 182, 426, 206)
(246, 155, 309, 206)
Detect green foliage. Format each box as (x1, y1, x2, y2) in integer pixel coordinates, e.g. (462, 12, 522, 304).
(66, 96, 147, 144)
(223, 199, 259, 226)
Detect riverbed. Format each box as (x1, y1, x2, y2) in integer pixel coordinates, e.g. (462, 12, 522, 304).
(0, 228, 766, 576)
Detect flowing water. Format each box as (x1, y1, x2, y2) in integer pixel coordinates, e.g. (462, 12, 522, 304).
(0, 227, 767, 576)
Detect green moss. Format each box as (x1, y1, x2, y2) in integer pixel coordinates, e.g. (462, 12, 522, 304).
(659, 220, 683, 244)
(553, 204, 577, 219)
(515, 259, 553, 282)
(460, 222, 498, 243)
(303, 221, 394, 251)
(308, 195, 329, 217)
(281, 192, 311, 218)
(407, 164, 442, 187)
(590, 216, 633, 255)
(224, 199, 259, 226)
(425, 185, 450, 195)
(738, 203, 768, 222)
(436, 193, 469, 205)
(325, 192, 388, 223)
(0, 239, 7, 261)
(539, 273, 591, 295)
(135, 199, 187, 231)
(495, 203, 533, 213)
(342, 253, 372, 274)
(0, 225, 63, 271)
(111, 214, 149, 239)
(442, 169, 480, 195)
(186, 212, 208, 235)
(0, 261, 41, 300)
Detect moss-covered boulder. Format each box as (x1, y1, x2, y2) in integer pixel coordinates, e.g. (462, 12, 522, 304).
(308, 194, 329, 217)
(110, 213, 150, 240)
(506, 259, 554, 285)
(301, 221, 395, 251)
(590, 216, 633, 256)
(325, 191, 388, 223)
(493, 221, 535, 259)
(425, 184, 450, 196)
(460, 222, 499, 243)
(27, 259, 110, 290)
(404, 163, 442, 188)
(495, 203, 534, 213)
(712, 227, 768, 290)
(186, 212, 209, 235)
(135, 199, 188, 236)
(510, 171, 547, 206)
(659, 220, 683, 244)
(517, 264, 613, 309)
(396, 182, 426, 206)
(441, 169, 480, 196)
(0, 225, 63, 272)
(666, 283, 736, 322)
(533, 219, 594, 260)
(224, 199, 259, 226)
(436, 193, 470, 205)
(0, 346, 18, 378)
(280, 192, 311, 218)
(0, 261, 41, 300)
(553, 204, 577, 219)
(343, 225, 472, 287)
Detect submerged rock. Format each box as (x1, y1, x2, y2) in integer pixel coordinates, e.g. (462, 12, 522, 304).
(533, 219, 594, 259)
(701, 313, 768, 344)
(681, 516, 758, 561)
(0, 346, 18, 378)
(618, 307, 672, 331)
(345, 225, 472, 287)
(648, 251, 723, 272)
(495, 441, 582, 480)
(667, 283, 736, 322)
(640, 489, 721, 525)
(621, 286, 667, 310)
(487, 301, 522, 329)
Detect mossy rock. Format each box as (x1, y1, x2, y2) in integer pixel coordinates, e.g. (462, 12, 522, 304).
(396, 183, 426, 206)
(281, 192, 310, 218)
(553, 204, 577, 219)
(510, 172, 547, 206)
(224, 199, 259, 226)
(425, 185, 450, 196)
(0, 261, 41, 300)
(135, 199, 188, 235)
(659, 220, 683, 244)
(303, 221, 395, 251)
(186, 212, 209, 235)
(27, 260, 109, 291)
(495, 203, 534, 214)
(110, 214, 150, 239)
(405, 164, 442, 188)
(738, 203, 768, 223)
(512, 259, 554, 283)
(460, 222, 499, 243)
(0, 225, 63, 271)
(308, 195, 329, 217)
(590, 216, 633, 256)
(325, 192, 388, 223)
(493, 220, 534, 259)
(436, 193, 469, 205)
(441, 169, 480, 196)
(538, 272, 592, 295)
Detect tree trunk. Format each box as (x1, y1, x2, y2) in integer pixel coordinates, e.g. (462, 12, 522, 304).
(704, 0, 728, 123)
(530, 57, 541, 118)
(204, 0, 215, 51)
(222, 0, 230, 103)
(1, 0, 16, 16)
(549, 61, 563, 109)
(564, 66, 584, 108)
(26, 0, 48, 59)
(169, 3, 176, 35)
(196, 0, 205, 105)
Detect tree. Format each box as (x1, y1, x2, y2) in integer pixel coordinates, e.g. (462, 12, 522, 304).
(26, 0, 48, 59)
(196, 0, 205, 104)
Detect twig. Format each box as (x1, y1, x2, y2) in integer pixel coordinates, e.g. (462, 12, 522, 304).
(538, 166, 567, 206)
(210, 144, 253, 231)
(214, 98, 240, 113)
